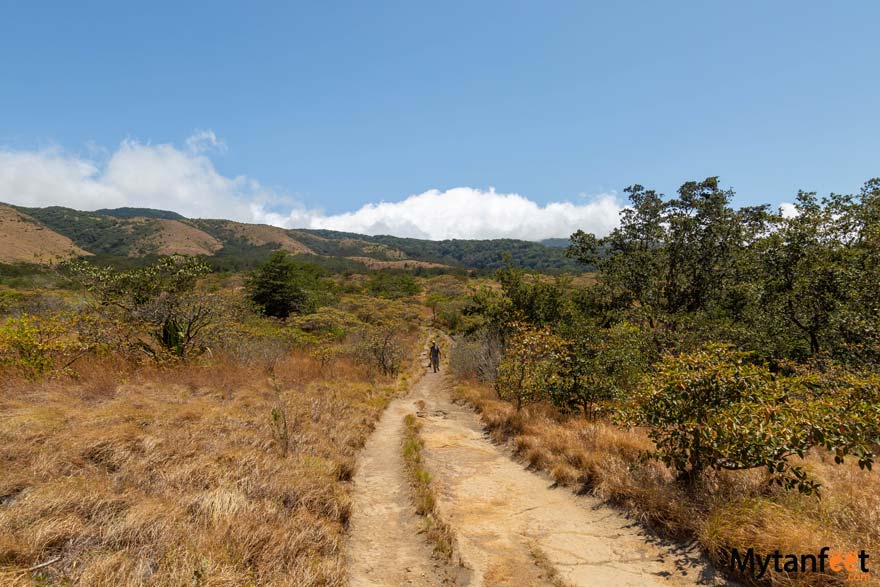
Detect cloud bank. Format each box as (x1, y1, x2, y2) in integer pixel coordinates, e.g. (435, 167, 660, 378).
(0, 133, 622, 241)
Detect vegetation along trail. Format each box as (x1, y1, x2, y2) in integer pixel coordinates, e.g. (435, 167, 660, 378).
(348, 337, 732, 587)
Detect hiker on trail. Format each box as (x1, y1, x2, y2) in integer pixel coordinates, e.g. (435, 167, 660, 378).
(429, 341, 441, 373)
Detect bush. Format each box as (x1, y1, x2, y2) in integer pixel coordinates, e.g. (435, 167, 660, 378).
(450, 329, 503, 383)
(353, 326, 407, 376)
(0, 313, 88, 379)
(495, 322, 567, 410)
(64, 256, 218, 361)
(367, 271, 420, 299)
(628, 344, 880, 493)
(551, 321, 652, 419)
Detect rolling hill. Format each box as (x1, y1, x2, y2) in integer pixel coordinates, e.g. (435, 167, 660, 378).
(1, 203, 583, 272)
(0, 205, 91, 263)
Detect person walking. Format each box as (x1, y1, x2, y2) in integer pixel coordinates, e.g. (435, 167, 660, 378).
(429, 341, 441, 373)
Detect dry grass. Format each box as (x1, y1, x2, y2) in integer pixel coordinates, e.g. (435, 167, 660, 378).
(526, 540, 575, 587)
(401, 413, 456, 561)
(0, 344, 420, 587)
(0, 204, 90, 264)
(453, 382, 880, 586)
(131, 219, 223, 257)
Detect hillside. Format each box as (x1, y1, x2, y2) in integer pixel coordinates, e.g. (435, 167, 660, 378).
(2, 204, 581, 272)
(294, 229, 584, 272)
(0, 204, 90, 263)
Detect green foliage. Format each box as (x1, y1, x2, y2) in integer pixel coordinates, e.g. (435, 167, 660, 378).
(14, 205, 159, 256)
(0, 288, 26, 315)
(627, 345, 880, 493)
(94, 207, 186, 220)
(0, 313, 88, 379)
(551, 321, 652, 419)
(424, 275, 471, 330)
(367, 271, 421, 299)
(568, 177, 880, 368)
(247, 251, 333, 318)
(0, 262, 64, 289)
(465, 266, 572, 340)
(63, 255, 216, 360)
(297, 228, 585, 272)
(495, 322, 567, 410)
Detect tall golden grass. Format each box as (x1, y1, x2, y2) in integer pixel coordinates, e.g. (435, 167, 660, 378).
(453, 382, 880, 586)
(0, 341, 419, 587)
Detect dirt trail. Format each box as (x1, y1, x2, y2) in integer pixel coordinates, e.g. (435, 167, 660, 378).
(346, 346, 463, 587)
(348, 342, 731, 587)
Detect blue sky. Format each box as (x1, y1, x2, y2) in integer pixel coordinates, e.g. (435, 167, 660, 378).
(1, 1, 878, 239)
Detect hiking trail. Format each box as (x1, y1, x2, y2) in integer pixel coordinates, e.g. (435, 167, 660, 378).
(346, 339, 732, 587)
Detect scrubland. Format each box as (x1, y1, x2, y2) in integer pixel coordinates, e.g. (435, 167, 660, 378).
(452, 381, 880, 586)
(0, 262, 425, 587)
(3, 176, 880, 587)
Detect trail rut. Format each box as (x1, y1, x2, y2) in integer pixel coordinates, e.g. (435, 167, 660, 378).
(347, 345, 732, 587)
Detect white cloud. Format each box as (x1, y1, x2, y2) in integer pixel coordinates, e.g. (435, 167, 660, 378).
(185, 129, 226, 154)
(266, 188, 622, 241)
(0, 137, 269, 221)
(0, 133, 623, 240)
(779, 202, 799, 218)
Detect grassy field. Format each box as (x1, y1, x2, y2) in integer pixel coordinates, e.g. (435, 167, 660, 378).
(0, 297, 423, 586)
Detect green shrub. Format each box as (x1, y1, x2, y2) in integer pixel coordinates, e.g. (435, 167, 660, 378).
(247, 251, 330, 318)
(628, 345, 880, 493)
(551, 321, 651, 419)
(0, 313, 87, 379)
(367, 271, 420, 299)
(495, 322, 567, 410)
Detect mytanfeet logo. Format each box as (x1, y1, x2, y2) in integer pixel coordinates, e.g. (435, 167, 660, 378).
(730, 547, 872, 583)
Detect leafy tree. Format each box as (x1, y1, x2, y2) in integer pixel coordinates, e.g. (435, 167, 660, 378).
(627, 345, 880, 493)
(464, 265, 571, 343)
(495, 265, 570, 326)
(64, 255, 216, 360)
(551, 321, 652, 419)
(247, 251, 324, 318)
(495, 322, 567, 410)
(569, 178, 770, 324)
(569, 184, 667, 322)
(754, 182, 880, 363)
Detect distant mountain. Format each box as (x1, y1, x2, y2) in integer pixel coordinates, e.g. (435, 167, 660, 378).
(539, 238, 572, 248)
(295, 230, 584, 272)
(1, 203, 588, 273)
(94, 207, 187, 220)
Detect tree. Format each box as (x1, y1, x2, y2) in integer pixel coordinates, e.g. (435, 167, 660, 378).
(247, 251, 315, 319)
(64, 255, 216, 360)
(495, 322, 567, 410)
(752, 182, 880, 365)
(569, 184, 667, 322)
(551, 321, 652, 419)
